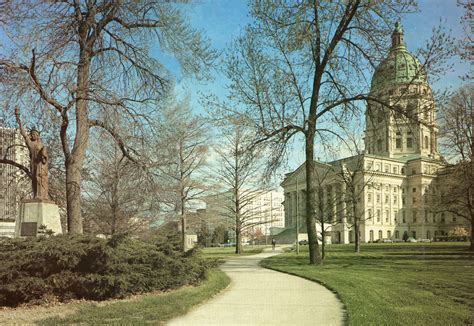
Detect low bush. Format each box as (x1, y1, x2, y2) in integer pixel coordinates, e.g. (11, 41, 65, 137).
(0, 234, 211, 307)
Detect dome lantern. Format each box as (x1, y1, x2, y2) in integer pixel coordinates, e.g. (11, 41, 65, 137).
(391, 21, 405, 50)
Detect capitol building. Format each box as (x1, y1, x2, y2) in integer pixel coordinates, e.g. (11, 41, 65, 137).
(281, 23, 469, 243)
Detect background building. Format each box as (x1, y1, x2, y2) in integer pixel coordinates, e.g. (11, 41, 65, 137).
(203, 189, 285, 244)
(0, 127, 29, 237)
(281, 23, 469, 243)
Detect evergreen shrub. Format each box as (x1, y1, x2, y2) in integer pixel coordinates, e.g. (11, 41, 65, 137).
(0, 234, 210, 307)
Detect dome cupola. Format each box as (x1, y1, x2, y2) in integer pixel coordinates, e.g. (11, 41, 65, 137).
(371, 22, 427, 92)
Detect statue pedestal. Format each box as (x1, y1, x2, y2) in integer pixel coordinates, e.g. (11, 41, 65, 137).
(15, 199, 62, 237)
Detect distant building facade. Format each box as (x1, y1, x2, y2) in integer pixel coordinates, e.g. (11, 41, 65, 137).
(281, 23, 470, 243)
(203, 189, 285, 238)
(0, 127, 29, 237)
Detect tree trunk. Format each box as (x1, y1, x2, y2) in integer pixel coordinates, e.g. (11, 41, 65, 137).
(354, 203, 360, 253)
(321, 224, 326, 260)
(470, 216, 474, 251)
(305, 131, 322, 265)
(354, 222, 360, 253)
(66, 159, 83, 234)
(181, 213, 186, 252)
(235, 229, 241, 254)
(66, 35, 91, 234)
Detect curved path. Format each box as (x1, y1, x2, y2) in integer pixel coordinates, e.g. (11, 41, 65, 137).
(167, 247, 344, 326)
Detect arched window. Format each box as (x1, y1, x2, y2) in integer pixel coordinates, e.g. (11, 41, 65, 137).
(424, 136, 429, 149)
(387, 230, 392, 238)
(395, 230, 399, 239)
(378, 230, 383, 240)
(426, 230, 431, 239)
(369, 230, 374, 241)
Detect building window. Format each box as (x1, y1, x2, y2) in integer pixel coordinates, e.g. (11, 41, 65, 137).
(395, 230, 400, 238)
(401, 167, 405, 174)
(413, 210, 417, 223)
(377, 209, 381, 222)
(393, 195, 397, 204)
(377, 139, 382, 152)
(426, 230, 431, 239)
(453, 216, 457, 222)
(376, 194, 380, 203)
(385, 195, 389, 204)
(368, 209, 373, 219)
(393, 166, 398, 174)
(385, 210, 389, 223)
(402, 197, 405, 205)
(378, 230, 383, 240)
(425, 210, 429, 222)
(396, 132, 402, 149)
(424, 136, 429, 149)
(370, 230, 374, 241)
(407, 132, 413, 148)
(412, 188, 416, 193)
(402, 211, 406, 223)
(387, 230, 392, 238)
(412, 231, 416, 238)
(441, 213, 445, 223)
(367, 193, 372, 202)
(413, 197, 416, 204)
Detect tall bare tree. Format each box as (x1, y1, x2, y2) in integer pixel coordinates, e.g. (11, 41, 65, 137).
(213, 121, 275, 254)
(437, 85, 473, 250)
(82, 127, 157, 236)
(221, 1, 452, 264)
(156, 100, 210, 251)
(0, 1, 216, 233)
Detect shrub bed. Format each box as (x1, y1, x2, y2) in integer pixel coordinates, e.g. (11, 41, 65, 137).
(0, 234, 212, 307)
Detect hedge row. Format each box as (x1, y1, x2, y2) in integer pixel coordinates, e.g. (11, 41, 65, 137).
(0, 234, 212, 307)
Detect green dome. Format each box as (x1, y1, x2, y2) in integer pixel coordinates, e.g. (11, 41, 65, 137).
(371, 23, 427, 91)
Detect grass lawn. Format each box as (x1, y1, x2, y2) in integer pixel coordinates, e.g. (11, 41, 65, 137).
(200, 245, 267, 260)
(261, 242, 474, 326)
(37, 268, 230, 325)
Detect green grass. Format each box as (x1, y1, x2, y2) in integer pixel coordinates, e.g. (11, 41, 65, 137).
(200, 245, 267, 260)
(38, 268, 230, 325)
(261, 242, 474, 326)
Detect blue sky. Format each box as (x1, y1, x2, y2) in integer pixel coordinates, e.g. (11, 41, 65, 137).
(162, 0, 470, 173)
(165, 0, 469, 103)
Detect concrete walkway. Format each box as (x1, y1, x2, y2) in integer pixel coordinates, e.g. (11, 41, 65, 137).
(167, 247, 344, 326)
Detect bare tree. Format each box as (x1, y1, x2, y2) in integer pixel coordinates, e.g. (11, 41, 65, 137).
(0, 1, 216, 234)
(313, 165, 342, 260)
(436, 85, 473, 250)
(336, 152, 374, 253)
(213, 121, 275, 254)
(82, 127, 157, 236)
(219, 0, 453, 264)
(156, 100, 210, 251)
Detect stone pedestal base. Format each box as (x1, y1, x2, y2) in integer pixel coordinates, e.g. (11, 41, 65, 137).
(15, 200, 62, 237)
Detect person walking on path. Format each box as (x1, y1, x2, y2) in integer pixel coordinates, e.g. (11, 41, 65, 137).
(271, 238, 276, 251)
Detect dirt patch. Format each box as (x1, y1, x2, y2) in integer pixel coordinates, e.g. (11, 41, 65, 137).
(0, 302, 79, 325)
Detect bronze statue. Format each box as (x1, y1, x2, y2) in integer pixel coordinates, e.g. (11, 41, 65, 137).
(15, 107, 49, 200)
